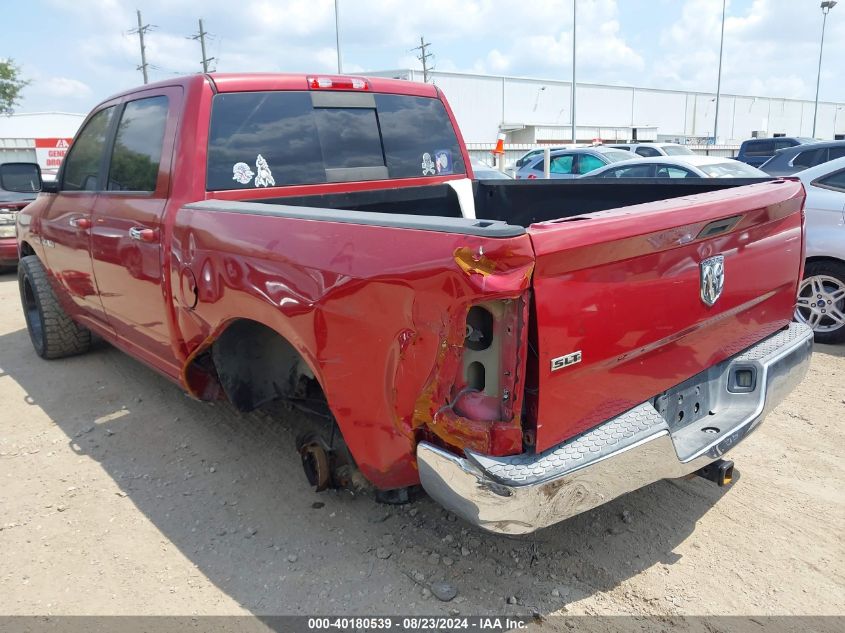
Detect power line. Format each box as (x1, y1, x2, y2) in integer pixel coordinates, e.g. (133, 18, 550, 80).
(189, 18, 216, 73)
(411, 36, 434, 83)
(128, 9, 155, 84)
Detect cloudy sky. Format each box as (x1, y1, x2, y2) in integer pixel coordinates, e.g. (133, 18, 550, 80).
(5, 0, 845, 113)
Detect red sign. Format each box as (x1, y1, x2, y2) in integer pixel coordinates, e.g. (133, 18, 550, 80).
(34, 138, 73, 170)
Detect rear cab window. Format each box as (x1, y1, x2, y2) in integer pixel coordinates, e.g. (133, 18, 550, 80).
(207, 91, 465, 190)
(742, 140, 774, 157)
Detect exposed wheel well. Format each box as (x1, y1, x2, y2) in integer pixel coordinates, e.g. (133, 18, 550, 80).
(19, 241, 36, 258)
(190, 319, 321, 413)
(806, 255, 844, 266)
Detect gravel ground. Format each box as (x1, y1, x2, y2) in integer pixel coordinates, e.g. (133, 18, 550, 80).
(0, 270, 843, 623)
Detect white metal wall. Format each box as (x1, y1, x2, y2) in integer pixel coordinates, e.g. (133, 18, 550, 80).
(369, 69, 845, 144)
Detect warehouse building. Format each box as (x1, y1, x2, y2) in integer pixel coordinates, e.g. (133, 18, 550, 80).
(369, 69, 845, 146)
(0, 112, 84, 178)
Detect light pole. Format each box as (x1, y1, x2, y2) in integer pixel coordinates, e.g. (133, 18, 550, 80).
(713, 0, 726, 145)
(571, 0, 577, 144)
(812, 1, 837, 137)
(334, 0, 343, 73)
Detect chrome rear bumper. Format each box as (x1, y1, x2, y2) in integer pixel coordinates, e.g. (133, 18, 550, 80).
(417, 323, 813, 535)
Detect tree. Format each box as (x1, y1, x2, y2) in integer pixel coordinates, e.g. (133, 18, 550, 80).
(0, 59, 30, 115)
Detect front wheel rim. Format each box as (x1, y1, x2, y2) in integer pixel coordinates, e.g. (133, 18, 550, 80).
(795, 274, 845, 333)
(22, 276, 44, 348)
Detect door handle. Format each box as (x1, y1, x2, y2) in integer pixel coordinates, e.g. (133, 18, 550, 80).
(128, 226, 157, 243)
(69, 217, 91, 230)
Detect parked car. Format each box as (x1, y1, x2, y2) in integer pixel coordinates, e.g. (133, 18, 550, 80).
(511, 146, 569, 170)
(790, 156, 845, 344)
(583, 155, 768, 179)
(606, 142, 694, 157)
(759, 140, 845, 177)
(0, 162, 42, 270)
(14, 73, 812, 534)
(514, 147, 636, 179)
(736, 137, 815, 167)
(471, 158, 511, 179)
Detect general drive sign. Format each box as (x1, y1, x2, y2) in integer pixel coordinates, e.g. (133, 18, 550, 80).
(34, 138, 73, 171)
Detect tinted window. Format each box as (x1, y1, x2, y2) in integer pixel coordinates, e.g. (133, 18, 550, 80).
(550, 155, 574, 174)
(828, 147, 845, 160)
(107, 96, 168, 192)
(655, 165, 696, 178)
(208, 92, 324, 190)
(62, 106, 116, 191)
(207, 91, 464, 190)
(792, 148, 826, 169)
(375, 94, 464, 179)
(815, 169, 845, 192)
(743, 140, 774, 157)
(774, 139, 797, 151)
(636, 146, 661, 157)
(577, 154, 605, 174)
(601, 164, 653, 178)
(314, 108, 383, 169)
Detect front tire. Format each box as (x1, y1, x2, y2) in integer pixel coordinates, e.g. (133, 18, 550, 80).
(795, 260, 845, 345)
(18, 255, 91, 359)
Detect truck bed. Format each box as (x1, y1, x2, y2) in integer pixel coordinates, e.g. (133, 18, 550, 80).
(246, 178, 774, 228)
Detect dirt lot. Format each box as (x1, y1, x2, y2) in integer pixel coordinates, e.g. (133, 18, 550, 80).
(0, 270, 843, 621)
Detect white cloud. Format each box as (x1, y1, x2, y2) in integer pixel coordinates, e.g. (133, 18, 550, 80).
(654, 0, 845, 100)
(12, 0, 845, 113)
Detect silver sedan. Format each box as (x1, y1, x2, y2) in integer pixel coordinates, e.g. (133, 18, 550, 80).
(581, 155, 768, 178)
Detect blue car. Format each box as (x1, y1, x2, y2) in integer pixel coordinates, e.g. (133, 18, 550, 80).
(515, 147, 636, 179)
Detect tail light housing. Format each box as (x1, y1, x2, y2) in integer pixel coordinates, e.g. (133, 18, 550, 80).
(307, 75, 370, 91)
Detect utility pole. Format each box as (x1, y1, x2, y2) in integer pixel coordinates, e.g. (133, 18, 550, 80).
(571, 0, 577, 144)
(713, 0, 726, 145)
(412, 36, 433, 83)
(129, 9, 152, 84)
(190, 18, 215, 73)
(334, 0, 343, 73)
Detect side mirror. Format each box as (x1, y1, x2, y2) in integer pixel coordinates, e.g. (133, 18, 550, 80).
(0, 162, 43, 194)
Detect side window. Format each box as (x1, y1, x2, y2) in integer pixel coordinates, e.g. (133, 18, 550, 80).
(531, 159, 546, 172)
(550, 154, 575, 174)
(107, 96, 169, 192)
(828, 147, 845, 161)
(774, 139, 797, 151)
(636, 146, 661, 157)
(577, 154, 605, 174)
(792, 149, 826, 169)
(608, 164, 653, 178)
(814, 169, 845, 192)
(655, 166, 695, 178)
(61, 106, 116, 191)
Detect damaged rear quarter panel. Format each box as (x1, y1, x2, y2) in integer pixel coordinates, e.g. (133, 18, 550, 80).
(171, 208, 535, 489)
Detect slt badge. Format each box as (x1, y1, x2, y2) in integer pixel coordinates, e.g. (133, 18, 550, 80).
(700, 255, 725, 306)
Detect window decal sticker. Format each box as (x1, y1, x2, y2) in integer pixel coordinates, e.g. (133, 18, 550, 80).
(254, 154, 275, 187)
(421, 152, 436, 176)
(435, 149, 453, 175)
(232, 162, 255, 185)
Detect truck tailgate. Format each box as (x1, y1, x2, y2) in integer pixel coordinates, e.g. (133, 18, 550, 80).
(526, 179, 805, 452)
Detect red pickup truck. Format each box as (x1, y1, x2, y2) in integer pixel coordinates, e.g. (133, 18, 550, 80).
(14, 73, 813, 534)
